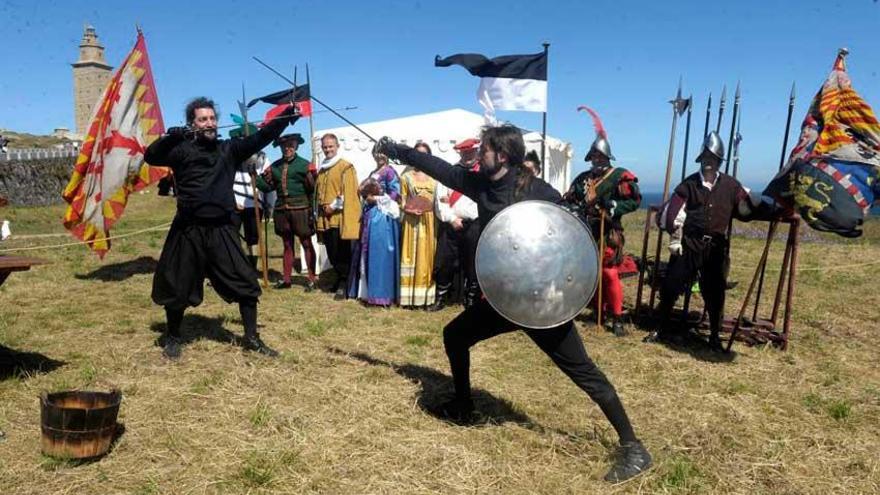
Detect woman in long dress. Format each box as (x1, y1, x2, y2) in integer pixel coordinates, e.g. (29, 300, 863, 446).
(348, 152, 401, 306)
(399, 142, 438, 307)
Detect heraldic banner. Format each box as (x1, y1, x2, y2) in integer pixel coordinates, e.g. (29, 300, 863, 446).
(62, 29, 170, 257)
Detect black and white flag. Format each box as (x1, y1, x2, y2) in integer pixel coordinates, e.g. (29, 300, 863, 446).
(435, 52, 547, 121)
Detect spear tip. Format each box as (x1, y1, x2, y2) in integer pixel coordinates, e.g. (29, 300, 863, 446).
(735, 80, 741, 98)
(790, 81, 796, 100)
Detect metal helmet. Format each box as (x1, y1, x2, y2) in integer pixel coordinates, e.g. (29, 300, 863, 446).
(696, 131, 725, 162)
(586, 136, 616, 162)
(475, 201, 599, 329)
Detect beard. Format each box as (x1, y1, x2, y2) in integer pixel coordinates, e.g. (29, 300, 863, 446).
(195, 127, 218, 143)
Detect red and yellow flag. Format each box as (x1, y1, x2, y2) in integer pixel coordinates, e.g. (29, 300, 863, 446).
(62, 30, 170, 258)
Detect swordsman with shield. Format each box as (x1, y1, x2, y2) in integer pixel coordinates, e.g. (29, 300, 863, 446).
(374, 125, 652, 483)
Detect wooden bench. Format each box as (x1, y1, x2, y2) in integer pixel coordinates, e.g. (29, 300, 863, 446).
(0, 256, 49, 287)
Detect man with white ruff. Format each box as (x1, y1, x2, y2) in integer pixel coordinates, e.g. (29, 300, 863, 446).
(314, 133, 361, 299)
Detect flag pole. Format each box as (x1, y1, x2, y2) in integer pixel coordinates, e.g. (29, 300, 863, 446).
(752, 82, 796, 321)
(307, 64, 317, 167)
(540, 42, 549, 181)
(239, 83, 270, 288)
(648, 79, 686, 309)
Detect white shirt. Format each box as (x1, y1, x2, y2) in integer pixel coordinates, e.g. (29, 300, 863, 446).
(434, 180, 478, 223)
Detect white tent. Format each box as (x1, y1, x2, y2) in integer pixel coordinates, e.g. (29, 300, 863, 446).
(314, 108, 573, 193)
(305, 109, 573, 274)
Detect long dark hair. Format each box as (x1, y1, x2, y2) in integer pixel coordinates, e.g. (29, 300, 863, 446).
(480, 124, 532, 200)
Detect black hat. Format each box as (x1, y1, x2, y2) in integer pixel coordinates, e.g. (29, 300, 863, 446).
(273, 133, 305, 147)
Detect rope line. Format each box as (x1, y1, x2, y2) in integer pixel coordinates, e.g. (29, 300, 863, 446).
(0, 221, 172, 253)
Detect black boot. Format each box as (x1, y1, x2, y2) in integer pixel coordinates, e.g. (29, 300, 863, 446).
(161, 307, 185, 360)
(243, 334, 279, 357)
(463, 282, 481, 309)
(707, 331, 725, 353)
(431, 397, 475, 423)
(428, 289, 449, 312)
(604, 440, 652, 482)
(239, 299, 276, 357)
(159, 334, 182, 360)
(611, 317, 627, 337)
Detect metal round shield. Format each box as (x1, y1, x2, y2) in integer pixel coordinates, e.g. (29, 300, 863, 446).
(475, 200, 599, 329)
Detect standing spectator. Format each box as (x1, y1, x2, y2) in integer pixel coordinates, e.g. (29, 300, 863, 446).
(431, 138, 480, 311)
(315, 134, 361, 299)
(523, 150, 542, 177)
(257, 134, 319, 290)
(232, 153, 262, 267)
(348, 151, 401, 306)
(400, 142, 438, 307)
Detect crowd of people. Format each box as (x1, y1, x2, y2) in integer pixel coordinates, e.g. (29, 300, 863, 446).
(145, 95, 767, 482)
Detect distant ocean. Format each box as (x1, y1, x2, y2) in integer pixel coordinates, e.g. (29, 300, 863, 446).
(639, 192, 880, 216)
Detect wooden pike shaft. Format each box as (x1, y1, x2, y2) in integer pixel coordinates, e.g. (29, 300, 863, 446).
(724, 82, 741, 175)
(596, 210, 605, 330)
(648, 88, 683, 309)
(240, 85, 270, 288)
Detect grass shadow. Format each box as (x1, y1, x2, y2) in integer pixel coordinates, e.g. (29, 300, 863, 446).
(150, 314, 241, 348)
(327, 347, 536, 428)
(74, 256, 158, 282)
(0, 345, 65, 381)
(651, 332, 737, 364)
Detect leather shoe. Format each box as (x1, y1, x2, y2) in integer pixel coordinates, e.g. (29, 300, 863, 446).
(604, 440, 652, 482)
(243, 335, 279, 357)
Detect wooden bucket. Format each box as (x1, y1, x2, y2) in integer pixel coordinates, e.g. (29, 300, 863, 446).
(40, 389, 122, 459)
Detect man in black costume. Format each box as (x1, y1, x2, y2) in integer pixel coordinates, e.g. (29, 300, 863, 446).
(374, 125, 652, 483)
(145, 97, 298, 359)
(646, 131, 755, 351)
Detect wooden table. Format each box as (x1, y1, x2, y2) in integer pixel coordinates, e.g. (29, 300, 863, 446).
(0, 256, 48, 286)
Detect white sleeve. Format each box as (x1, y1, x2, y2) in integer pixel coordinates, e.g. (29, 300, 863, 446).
(434, 182, 456, 224)
(456, 196, 479, 221)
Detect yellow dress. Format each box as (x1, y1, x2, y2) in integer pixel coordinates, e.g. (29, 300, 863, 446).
(399, 170, 437, 307)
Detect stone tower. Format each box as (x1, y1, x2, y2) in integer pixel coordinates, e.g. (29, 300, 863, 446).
(72, 25, 113, 136)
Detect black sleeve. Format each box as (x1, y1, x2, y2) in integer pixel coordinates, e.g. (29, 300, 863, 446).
(144, 134, 184, 166)
(532, 179, 563, 203)
(395, 145, 480, 197)
(229, 115, 299, 162)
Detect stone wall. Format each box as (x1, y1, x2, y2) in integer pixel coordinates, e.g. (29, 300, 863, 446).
(0, 157, 75, 206)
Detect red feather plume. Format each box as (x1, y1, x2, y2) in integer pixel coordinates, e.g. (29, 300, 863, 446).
(577, 106, 607, 139)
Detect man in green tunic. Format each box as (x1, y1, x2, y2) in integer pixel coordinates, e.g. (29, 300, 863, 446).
(564, 134, 641, 336)
(257, 133, 318, 290)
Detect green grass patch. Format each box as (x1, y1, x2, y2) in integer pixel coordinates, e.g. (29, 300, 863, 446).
(404, 335, 430, 347)
(249, 400, 272, 428)
(238, 452, 275, 487)
(658, 454, 704, 493)
(826, 399, 852, 422)
(303, 319, 327, 337)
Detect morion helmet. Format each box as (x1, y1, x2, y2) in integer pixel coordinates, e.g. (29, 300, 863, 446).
(696, 131, 725, 162)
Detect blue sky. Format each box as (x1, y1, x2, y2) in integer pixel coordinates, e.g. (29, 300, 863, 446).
(1, 0, 879, 190)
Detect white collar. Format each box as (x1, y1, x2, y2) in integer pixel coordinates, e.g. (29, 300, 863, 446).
(699, 169, 720, 189)
(319, 154, 343, 171)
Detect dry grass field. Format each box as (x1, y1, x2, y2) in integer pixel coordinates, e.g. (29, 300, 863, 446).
(1, 191, 878, 494)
